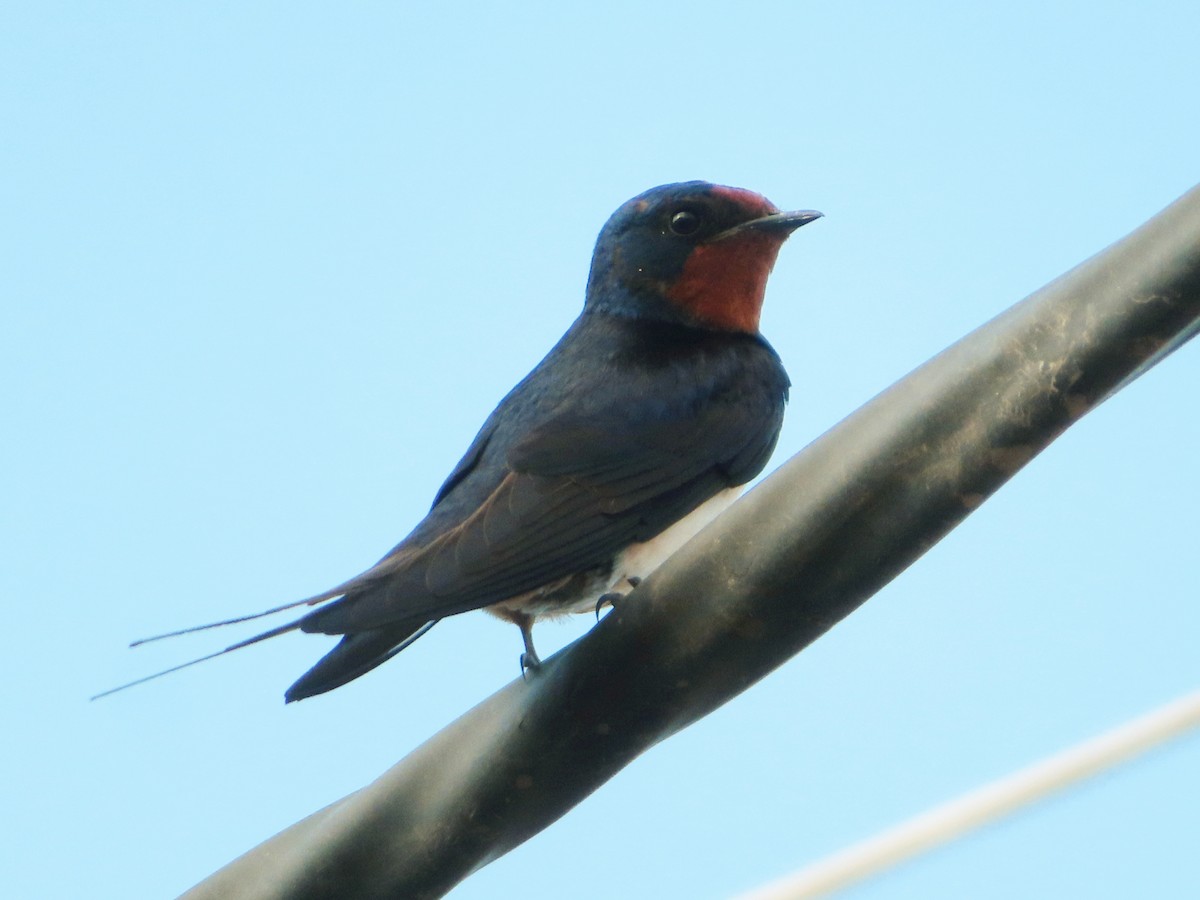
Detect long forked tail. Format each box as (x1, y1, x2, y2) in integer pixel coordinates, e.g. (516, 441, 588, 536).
(93, 609, 439, 702)
(89, 617, 305, 700)
(92, 561, 424, 700)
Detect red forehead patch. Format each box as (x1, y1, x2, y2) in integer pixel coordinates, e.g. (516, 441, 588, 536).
(710, 185, 780, 219)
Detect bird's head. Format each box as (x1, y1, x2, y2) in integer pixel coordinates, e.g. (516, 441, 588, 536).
(584, 181, 822, 334)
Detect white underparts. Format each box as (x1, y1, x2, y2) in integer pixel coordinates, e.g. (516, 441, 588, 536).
(603, 485, 742, 606)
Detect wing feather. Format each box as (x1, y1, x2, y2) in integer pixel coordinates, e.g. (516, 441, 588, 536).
(301, 324, 788, 637)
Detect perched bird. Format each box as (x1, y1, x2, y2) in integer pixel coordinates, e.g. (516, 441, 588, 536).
(112, 181, 821, 703)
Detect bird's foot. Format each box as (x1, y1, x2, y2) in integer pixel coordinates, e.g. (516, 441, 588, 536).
(519, 650, 542, 680)
(517, 614, 542, 680)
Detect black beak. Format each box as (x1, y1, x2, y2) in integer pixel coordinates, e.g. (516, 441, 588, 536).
(713, 208, 824, 241)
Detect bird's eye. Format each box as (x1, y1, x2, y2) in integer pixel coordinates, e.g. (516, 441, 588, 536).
(669, 210, 702, 236)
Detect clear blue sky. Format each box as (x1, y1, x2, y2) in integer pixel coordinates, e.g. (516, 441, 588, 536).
(4, 3, 1198, 898)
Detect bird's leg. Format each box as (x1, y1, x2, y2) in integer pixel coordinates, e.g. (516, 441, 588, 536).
(594, 576, 643, 620)
(516, 613, 541, 678)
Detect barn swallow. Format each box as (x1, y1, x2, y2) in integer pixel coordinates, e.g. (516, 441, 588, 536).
(106, 182, 821, 702)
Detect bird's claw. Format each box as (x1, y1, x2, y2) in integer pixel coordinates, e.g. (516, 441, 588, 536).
(594, 591, 622, 620)
(594, 577, 642, 620)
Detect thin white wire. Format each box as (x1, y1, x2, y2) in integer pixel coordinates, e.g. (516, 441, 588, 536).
(735, 687, 1200, 900)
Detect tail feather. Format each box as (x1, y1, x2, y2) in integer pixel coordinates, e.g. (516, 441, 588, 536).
(129, 599, 325, 647)
(91, 617, 303, 700)
(95, 559, 433, 701)
(284, 620, 438, 703)
(127, 567, 397, 647)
